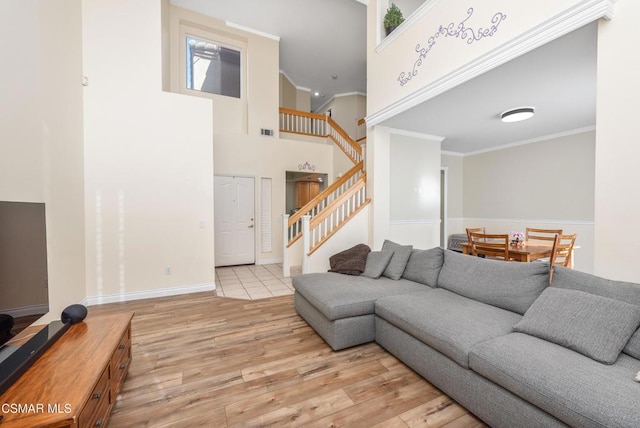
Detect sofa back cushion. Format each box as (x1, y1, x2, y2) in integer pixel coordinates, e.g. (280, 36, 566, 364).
(551, 266, 640, 359)
(437, 250, 549, 315)
(401, 247, 443, 287)
(381, 240, 413, 280)
(513, 287, 640, 364)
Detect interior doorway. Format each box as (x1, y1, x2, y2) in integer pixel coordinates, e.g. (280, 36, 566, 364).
(214, 176, 255, 267)
(285, 171, 328, 215)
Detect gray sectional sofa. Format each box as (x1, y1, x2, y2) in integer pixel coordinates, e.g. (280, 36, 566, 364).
(293, 244, 640, 428)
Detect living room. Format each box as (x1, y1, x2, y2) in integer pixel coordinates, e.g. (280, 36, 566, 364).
(2, 0, 640, 426)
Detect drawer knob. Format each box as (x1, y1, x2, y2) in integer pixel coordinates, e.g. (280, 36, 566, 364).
(120, 363, 127, 370)
(92, 392, 102, 400)
(95, 419, 103, 427)
(118, 344, 126, 349)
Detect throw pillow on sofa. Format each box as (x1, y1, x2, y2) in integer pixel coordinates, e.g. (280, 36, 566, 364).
(381, 240, 413, 280)
(513, 287, 640, 364)
(328, 243, 371, 275)
(402, 247, 444, 287)
(362, 250, 394, 279)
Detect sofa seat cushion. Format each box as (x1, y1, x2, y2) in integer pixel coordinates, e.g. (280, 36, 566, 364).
(375, 288, 522, 368)
(469, 332, 640, 428)
(437, 250, 549, 315)
(293, 272, 429, 321)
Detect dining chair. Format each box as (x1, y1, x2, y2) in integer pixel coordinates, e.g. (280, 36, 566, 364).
(469, 232, 510, 261)
(466, 227, 486, 243)
(525, 228, 563, 243)
(549, 233, 577, 283)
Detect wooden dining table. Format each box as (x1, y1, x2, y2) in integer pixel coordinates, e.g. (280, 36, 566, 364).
(460, 240, 574, 267)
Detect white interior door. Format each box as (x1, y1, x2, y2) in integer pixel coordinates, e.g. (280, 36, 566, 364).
(214, 176, 255, 266)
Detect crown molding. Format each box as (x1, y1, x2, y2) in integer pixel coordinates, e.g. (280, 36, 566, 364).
(225, 21, 280, 41)
(389, 127, 445, 142)
(463, 126, 595, 156)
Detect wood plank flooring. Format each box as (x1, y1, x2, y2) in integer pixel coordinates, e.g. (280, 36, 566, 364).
(88, 293, 486, 427)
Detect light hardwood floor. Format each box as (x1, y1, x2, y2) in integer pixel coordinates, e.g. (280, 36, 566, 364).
(88, 293, 487, 427)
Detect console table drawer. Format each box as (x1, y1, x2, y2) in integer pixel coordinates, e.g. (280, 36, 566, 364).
(110, 326, 131, 393)
(77, 363, 110, 427)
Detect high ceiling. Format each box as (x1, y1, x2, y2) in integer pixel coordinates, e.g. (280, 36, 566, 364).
(169, 0, 367, 112)
(169, 1, 597, 154)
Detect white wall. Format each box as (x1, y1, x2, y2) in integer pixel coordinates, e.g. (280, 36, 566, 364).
(595, 0, 640, 282)
(166, 6, 340, 266)
(461, 130, 595, 272)
(0, 0, 86, 322)
(83, 0, 215, 302)
(307, 207, 370, 273)
(213, 134, 335, 264)
(389, 131, 441, 249)
(441, 153, 464, 236)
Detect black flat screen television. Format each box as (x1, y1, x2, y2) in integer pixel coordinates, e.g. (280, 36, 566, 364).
(0, 201, 52, 398)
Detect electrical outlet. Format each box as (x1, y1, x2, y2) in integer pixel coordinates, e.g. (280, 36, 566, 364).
(165, 266, 172, 275)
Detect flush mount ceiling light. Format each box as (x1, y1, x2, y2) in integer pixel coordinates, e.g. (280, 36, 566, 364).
(501, 107, 535, 123)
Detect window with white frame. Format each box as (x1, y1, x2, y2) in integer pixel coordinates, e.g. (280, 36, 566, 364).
(186, 35, 241, 98)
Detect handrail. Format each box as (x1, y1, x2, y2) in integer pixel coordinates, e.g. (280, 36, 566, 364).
(286, 161, 364, 247)
(288, 160, 363, 229)
(309, 177, 365, 228)
(327, 116, 362, 164)
(307, 177, 369, 255)
(279, 107, 326, 121)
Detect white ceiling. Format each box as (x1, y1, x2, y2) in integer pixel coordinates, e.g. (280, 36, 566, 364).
(169, 1, 597, 154)
(382, 22, 598, 154)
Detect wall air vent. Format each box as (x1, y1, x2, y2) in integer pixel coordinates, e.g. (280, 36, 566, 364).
(260, 128, 274, 137)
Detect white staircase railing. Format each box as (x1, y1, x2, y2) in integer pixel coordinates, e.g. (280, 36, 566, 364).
(286, 161, 364, 247)
(306, 176, 368, 255)
(279, 108, 369, 275)
(279, 108, 363, 165)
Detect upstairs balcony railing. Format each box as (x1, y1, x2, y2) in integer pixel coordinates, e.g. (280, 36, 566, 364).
(279, 108, 363, 164)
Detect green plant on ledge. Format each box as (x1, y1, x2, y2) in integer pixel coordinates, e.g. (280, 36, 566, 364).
(384, 3, 404, 36)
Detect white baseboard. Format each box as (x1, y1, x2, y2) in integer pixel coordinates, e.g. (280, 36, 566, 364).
(0, 304, 49, 318)
(86, 282, 215, 306)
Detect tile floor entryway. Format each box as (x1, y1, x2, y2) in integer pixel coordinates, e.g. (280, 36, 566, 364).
(214, 264, 294, 300)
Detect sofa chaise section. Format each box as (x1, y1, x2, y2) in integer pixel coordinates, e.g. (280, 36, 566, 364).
(293, 272, 431, 350)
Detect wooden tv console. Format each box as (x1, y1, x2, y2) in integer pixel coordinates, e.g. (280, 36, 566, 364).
(0, 312, 133, 427)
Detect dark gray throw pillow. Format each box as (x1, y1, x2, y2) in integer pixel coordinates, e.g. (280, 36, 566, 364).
(513, 287, 640, 364)
(362, 250, 394, 279)
(381, 240, 413, 280)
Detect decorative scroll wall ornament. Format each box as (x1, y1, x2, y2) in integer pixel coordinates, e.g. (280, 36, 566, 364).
(298, 162, 316, 172)
(397, 7, 507, 86)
